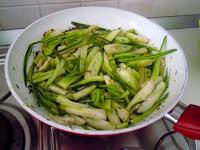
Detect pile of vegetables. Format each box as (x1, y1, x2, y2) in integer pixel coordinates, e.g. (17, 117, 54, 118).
(24, 22, 176, 130)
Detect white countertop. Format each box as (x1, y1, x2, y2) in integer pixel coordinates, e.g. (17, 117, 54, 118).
(169, 28, 200, 105)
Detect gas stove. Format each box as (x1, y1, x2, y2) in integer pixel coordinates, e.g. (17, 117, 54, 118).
(0, 96, 197, 150)
(0, 15, 200, 150)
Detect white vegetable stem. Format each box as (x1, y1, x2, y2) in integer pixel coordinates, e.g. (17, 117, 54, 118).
(48, 114, 85, 126)
(107, 110, 121, 125)
(85, 118, 115, 130)
(137, 81, 166, 113)
(112, 101, 129, 122)
(126, 80, 155, 110)
(63, 107, 107, 120)
(105, 29, 121, 42)
(57, 96, 89, 108)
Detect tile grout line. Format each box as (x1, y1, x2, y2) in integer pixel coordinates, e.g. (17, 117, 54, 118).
(0, 0, 118, 8)
(80, 0, 118, 7)
(36, 0, 42, 18)
(0, 2, 81, 8)
(117, 0, 119, 8)
(0, 20, 3, 30)
(176, 0, 183, 16)
(148, 0, 155, 18)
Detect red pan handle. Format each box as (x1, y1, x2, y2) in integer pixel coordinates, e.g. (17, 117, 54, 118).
(171, 104, 200, 140)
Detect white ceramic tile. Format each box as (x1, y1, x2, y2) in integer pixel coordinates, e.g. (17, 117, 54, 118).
(119, 0, 153, 17)
(0, 5, 40, 29)
(0, 21, 2, 30)
(178, 0, 200, 15)
(0, 0, 37, 7)
(150, 0, 181, 17)
(39, 3, 80, 16)
(81, 1, 118, 7)
(38, 0, 80, 4)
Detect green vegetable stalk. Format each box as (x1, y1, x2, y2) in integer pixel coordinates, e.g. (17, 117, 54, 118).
(85, 118, 115, 130)
(68, 85, 96, 100)
(71, 76, 104, 88)
(85, 46, 100, 68)
(46, 58, 65, 86)
(85, 52, 103, 79)
(61, 106, 106, 120)
(105, 28, 121, 42)
(24, 22, 176, 130)
(126, 80, 155, 110)
(57, 72, 82, 89)
(48, 114, 86, 126)
(112, 101, 129, 122)
(79, 45, 90, 72)
(137, 81, 166, 113)
(104, 43, 132, 54)
(107, 110, 121, 125)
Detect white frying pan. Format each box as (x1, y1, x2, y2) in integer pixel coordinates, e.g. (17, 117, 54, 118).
(5, 7, 200, 138)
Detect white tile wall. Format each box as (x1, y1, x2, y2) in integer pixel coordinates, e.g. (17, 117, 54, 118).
(0, 22, 2, 30)
(178, 0, 200, 15)
(0, 20, 2, 29)
(0, 0, 37, 7)
(150, 0, 181, 17)
(81, 1, 118, 7)
(38, 0, 80, 4)
(0, 0, 200, 29)
(0, 5, 40, 29)
(39, 3, 80, 16)
(119, 0, 153, 17)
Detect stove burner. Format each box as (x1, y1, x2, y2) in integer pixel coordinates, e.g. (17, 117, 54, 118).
(0, 110, 25, 150)
(0, 104, 38, 150)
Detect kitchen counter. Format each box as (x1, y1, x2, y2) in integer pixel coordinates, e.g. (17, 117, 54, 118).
(168, 28, 200, 105)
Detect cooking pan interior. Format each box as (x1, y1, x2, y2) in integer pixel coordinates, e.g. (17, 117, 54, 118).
(5, 7, 188, 135)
